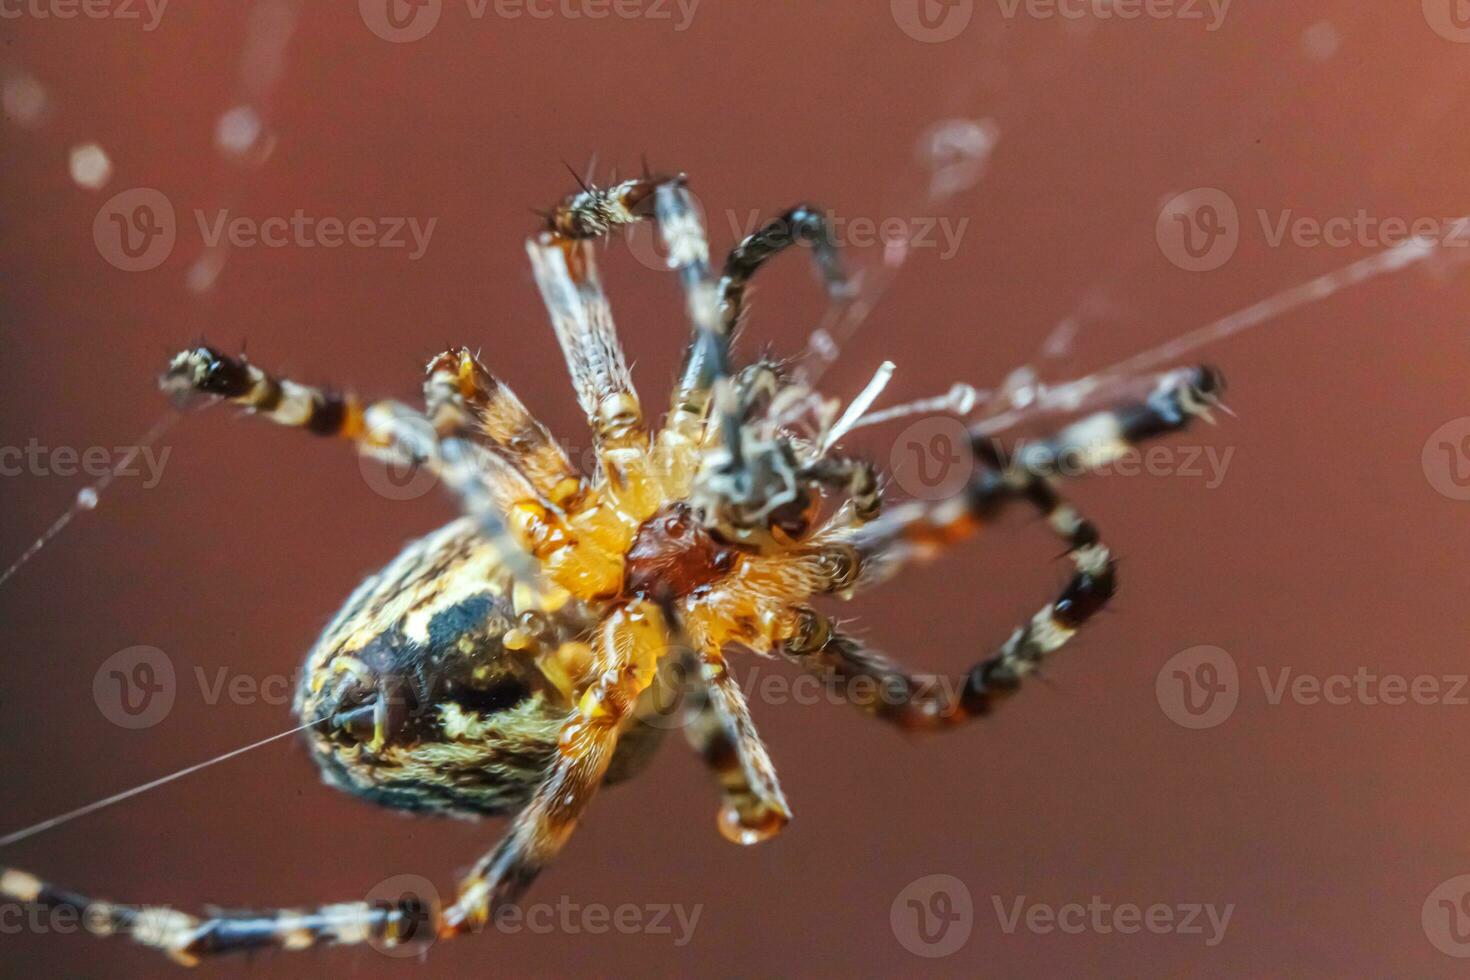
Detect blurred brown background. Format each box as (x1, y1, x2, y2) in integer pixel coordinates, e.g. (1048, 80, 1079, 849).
(5, 1, 1470, 976)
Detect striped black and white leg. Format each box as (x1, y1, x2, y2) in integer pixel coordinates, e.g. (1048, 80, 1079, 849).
(0, 866, 432, 966)
(161, 346, 372, 442)
(718, 205, 850, 337)
(995, 365, 1226, 481)
(160, 346, 545, 590)
(851, 364, 1223, 571)
(654, 179, 732, 430)
(807, 366, 1225, 729)
(786, 473, 1114, 731)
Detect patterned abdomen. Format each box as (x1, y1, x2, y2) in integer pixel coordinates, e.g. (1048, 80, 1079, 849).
(294, 519, 663, 816)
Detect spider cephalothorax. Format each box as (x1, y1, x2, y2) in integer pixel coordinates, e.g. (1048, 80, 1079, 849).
(623, 503, 738, 602)
(2, 172, 1225, 965)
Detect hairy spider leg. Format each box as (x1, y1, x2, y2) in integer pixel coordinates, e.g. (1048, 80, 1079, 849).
(718, 205, 851, 339)
(774, 366, 1224, 730)
(0, 859, 430, 964)
(439, 600, 672, 935)
(159, 346, 545, 589)
(423, 347, 583, 508)
(682, 655, 792, 845)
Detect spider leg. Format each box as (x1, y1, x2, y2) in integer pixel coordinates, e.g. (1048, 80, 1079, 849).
(161, 346, 545, 589)
(783, 467, 1112, 730)
(719, 205, 850, 338)
(0, 602, 674, 962)
(801, 454, 881, 523)
(439, 600, 671, 935)
(160, 345, 460, 476)
(162, 345, 388, 445)
(783, 367, 1226, 728)
(665, 201, 852, 435)
(849, 364, 1224, 577)
(533, 172, 714, 484)
(525, 234, 657, 507)
(0, 865, 432, 965)
(681, 653, 792, 845)
(434, 436, 548, 589)
(995, 365, 1228, 481)
(423, 347, 583, 507)
(649, 179, 725, 419)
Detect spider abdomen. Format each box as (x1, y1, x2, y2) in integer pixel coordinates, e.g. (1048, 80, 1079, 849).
(294, 519, 664, 816)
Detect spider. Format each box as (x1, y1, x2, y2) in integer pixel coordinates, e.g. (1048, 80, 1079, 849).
(0, 172, 1224, 965)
